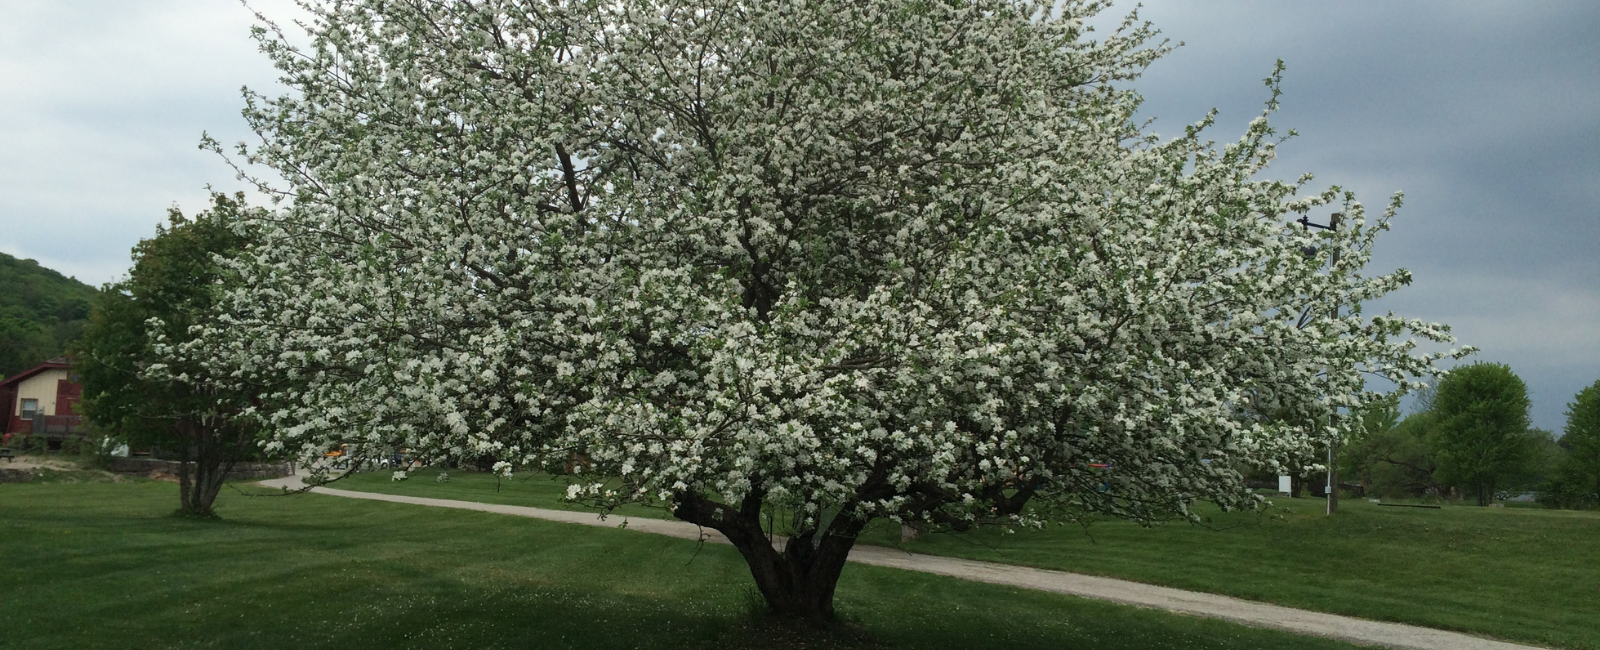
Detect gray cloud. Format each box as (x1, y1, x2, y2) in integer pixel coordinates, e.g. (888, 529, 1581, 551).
(3, 0, 1595, 430)
(1104, 1, 1600, 431)
(0, 0, 295, 282)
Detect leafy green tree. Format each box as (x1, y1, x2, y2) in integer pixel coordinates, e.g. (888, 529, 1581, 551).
(1543, 380, 1600, 508)
(1427, 363, 1537, 506)
(1508, 428, 1561, 495)
(72, 194, 261, 518)
(1341, 398, 1398, 493)
(1561, 381, 1600, 498)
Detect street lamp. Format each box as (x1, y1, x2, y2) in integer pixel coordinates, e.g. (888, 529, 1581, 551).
(1298, 213, 1342, 515)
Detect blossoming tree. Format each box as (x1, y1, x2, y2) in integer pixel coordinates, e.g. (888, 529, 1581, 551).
(198, 0, 1464, 619)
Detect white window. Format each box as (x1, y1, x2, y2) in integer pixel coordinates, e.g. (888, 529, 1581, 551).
(20, 399, 38, 419)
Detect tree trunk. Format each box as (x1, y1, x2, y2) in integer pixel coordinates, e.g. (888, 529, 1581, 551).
(177, 443, 194, 512)
(184, 457, 232, 517)
(175, 420, 235, 518)
(673, 493, 863, 622)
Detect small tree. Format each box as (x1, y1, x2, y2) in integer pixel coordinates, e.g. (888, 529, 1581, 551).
(1351, 410, 1446, 499)
(203, 0, 1464, 619)
(1427, 363, 1536, 506)
(72, 194, 261, 518)
(1341, 397, 1398, 494)
(1544, 380, 1600, 508)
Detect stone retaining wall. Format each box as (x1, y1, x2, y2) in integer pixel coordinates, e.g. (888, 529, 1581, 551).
(108, 457, 294, 479)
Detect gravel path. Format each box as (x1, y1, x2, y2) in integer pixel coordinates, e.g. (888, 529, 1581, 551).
(257, 474, 1545, 650)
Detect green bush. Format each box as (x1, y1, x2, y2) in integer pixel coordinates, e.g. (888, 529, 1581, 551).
(1540, 458, 1600, 510)
(60, 436, 84, 456)
(1539, 472, 1596, 510)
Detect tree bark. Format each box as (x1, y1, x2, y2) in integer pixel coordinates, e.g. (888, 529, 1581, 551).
(672, 492, 864, 622)
(186, 457, 232, 517)
(174, 419, 235, 518)
(177, 441, 194, 513)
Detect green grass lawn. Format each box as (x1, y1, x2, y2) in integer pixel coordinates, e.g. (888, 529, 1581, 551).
(0, 479, 1374, 650)
(871, 498, 1600, 650)
(338, 468, 1600, 650)
(334, 467, 677, 521)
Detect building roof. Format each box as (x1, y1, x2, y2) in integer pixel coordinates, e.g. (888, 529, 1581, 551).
(0, 358, 71, 389)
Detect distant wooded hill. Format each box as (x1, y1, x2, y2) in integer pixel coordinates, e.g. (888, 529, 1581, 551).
(0, 253, 98, 377)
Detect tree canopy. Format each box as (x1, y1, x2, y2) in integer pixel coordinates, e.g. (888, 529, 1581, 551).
(196, 0, 1465, 618)
(0, 252, 98, 378)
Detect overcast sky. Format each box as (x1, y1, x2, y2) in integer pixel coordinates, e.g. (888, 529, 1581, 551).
(1, 1, 1596, 432)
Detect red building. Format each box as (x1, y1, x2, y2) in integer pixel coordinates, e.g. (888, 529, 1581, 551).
(0, 357, 88, 446)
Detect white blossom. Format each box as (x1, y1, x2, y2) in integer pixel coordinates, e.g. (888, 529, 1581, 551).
(177, 0, 1468, 616)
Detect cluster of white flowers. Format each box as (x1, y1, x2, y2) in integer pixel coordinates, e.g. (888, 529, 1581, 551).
(188, 0, 1463, 544)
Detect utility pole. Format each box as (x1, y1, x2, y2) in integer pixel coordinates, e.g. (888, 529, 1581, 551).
(1298, 213, 1342, 515)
